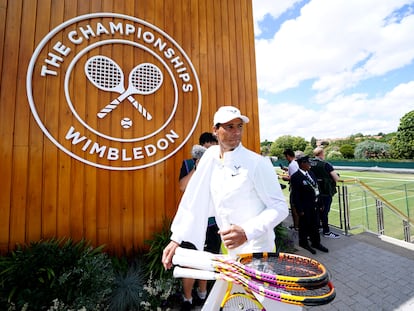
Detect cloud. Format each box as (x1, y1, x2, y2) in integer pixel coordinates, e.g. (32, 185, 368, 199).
(253, 0, 414, 141)
(252, 0, 303, 36)
(259, 81, 414, 141)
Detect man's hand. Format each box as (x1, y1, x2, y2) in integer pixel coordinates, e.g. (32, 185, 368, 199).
(162, 241, 179, 270)
(219, 224, 247, 249)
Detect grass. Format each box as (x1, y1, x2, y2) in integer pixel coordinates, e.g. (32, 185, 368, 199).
(277, 168, 414, 241)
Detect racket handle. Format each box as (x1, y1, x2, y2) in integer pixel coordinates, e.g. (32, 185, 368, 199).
(175, 247, 214, 259)
(97, 98, 121, 118)
(172, 254, 215, 271)
(128, 96, 152, 120)
(173, 267, 217, 280)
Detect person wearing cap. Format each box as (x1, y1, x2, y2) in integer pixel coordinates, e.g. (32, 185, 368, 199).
(290, 155, 329, 254)
(162, 106, 289, 304)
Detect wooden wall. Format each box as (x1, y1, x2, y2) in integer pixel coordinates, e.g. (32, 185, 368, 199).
(0, 0, 260, 255)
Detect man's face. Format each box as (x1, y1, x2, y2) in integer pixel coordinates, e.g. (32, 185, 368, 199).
(285, 154, 293, 161)
(213, 118, 244, 152)
(300, 162, 311, 171)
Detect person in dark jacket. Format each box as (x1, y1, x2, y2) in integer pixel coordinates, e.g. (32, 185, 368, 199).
(290, 155, 329, 254)
(310, 147, 341, 239)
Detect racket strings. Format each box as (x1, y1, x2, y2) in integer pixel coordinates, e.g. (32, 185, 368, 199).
(241, 256, 324, 277)
(263, 280, 333, 297)
(87, 58, 122, 89)
(220, 267, 332, 297)
(226, 270, 335, 305)
(222, 293, 264, 311)
(131, 64, 162, 93)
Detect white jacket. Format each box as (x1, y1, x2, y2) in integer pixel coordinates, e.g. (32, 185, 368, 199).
(170, 144, 288, 256)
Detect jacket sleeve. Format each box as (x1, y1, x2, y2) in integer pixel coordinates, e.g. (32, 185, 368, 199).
(241, 157, 289, 241)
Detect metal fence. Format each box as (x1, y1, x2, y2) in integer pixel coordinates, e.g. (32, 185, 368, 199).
(330, 180, 414, 243)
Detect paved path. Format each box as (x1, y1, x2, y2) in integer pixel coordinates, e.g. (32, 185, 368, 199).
(176, 224, 414, 311)
(293, 228, 414, 311)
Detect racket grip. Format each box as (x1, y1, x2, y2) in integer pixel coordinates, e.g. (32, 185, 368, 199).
(173, 267, 217, 280)
(128, 96, 152, 120)
(97, 98, 121, 118)
(172, 254, 215, 271)
(175, 247, 214, 259)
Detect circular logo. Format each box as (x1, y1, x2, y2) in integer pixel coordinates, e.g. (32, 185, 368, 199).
(27, 13, 201, 170)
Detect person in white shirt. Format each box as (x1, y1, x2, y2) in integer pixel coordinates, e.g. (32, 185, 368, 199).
(162, 105, 289, 277)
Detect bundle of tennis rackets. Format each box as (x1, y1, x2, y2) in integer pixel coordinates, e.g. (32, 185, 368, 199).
(172, 247, 336, 306)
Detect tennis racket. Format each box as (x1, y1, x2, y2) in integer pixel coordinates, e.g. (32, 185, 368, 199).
(174, 266, 336, 306)
(85, 55, 152, 120)
(173, 247, 329, 288)
(84, 56, 161, 120)
(95, 61, 163, 119)
(220, 282, 265, 311)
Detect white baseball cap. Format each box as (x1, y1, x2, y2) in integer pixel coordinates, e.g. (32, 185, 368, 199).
(213, 106, 250, 125)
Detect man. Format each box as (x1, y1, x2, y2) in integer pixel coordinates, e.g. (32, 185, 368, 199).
(177, 133, 219, 310)
(282, 149, 300, 230)
(162, 106, 289, 309)
(310, 147, 340, 239)
(290, 155, 329, 254)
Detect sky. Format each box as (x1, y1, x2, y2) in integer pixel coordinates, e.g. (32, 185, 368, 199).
(252, 0, 414, 142)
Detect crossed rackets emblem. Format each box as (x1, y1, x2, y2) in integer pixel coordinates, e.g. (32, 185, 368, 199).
(84, 55, 164, 121)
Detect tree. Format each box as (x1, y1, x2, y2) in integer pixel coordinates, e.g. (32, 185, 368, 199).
(390, 110, 414, 159)
(260, 139, 272, 155)
(310, 136, 317, 148)
(354, 140, 391, 159)
(326, 150, 343, 160)
(339, 144, 355, 159)
(269, 135, 307, 159)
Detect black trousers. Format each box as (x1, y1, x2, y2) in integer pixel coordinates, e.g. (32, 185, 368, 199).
(298, 205, 321, 246)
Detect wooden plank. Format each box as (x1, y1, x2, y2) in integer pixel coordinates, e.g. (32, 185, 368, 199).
(0, 0, 22, 250)
(233, 0, 246, 110)
(68, 160, 85, 241)
(0, 0, 7, 88)
(54, 0, 77, 240)
(9, 147, 29, 245)
(74, 0, 96, 245)
(96, 168, 110, 247)
(41, 0, 65, 239)
(83, 162, 96, 245)
(0, 0, 5, 241)
(26, 0, 52, 245)
(9, 0, 38, 247)
(132, 169, 145, 250)
(227, 0, 240, 107)
(213, 1, 225, 110)
(121, 171, 134, 250)
(205, 0, 217, 123)
(219, 0, 233, 108)
(195, 0, 213, 130)
(109, 171, 123, 254)
(243, 0, 260, 151)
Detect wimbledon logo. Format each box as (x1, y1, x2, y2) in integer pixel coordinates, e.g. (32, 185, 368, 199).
(27, 13, 201, 170)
